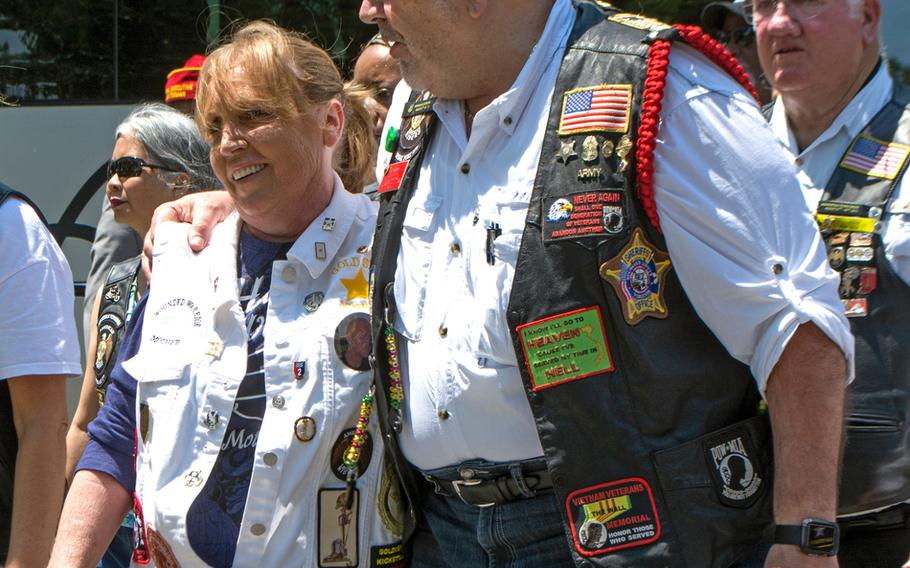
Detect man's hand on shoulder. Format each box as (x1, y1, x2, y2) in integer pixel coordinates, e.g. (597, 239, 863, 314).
(142, 191, 235, 279)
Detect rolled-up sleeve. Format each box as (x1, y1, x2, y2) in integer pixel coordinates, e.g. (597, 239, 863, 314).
(652, 47, 854, 394)
(77, 296, 148, 493)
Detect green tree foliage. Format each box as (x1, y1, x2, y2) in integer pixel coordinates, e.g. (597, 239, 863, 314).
(1, 0, 375, 102)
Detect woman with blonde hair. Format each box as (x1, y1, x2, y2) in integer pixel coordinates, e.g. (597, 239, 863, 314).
(51, 22, 402, 568)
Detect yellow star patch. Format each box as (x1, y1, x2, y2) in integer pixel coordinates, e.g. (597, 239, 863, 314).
(340, 268, 369, 302)
(599, 228, 672, 325)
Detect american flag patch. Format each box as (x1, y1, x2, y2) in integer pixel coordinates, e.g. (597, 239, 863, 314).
(839, 135, 910, 180)
(558, 84, 632, 136)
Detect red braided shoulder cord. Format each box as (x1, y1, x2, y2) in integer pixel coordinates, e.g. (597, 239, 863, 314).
(635, 24, 761, 233)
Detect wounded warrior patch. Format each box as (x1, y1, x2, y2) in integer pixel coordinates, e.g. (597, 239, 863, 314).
(543, 190, 626, 241)
(517, 306, 614, 391)
(565, 478, 661, 556)
(600, 228, 672, 325)
(703, 427, 765, 508)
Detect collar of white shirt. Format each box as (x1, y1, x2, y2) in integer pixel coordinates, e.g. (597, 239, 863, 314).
(287, 173, 371, 280)
(769, 62, 894, 158)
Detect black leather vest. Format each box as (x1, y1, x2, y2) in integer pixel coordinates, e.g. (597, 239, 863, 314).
(93, 256, 141, 404)
(816, 82, 910, 515)
(369, 3, 773, 566)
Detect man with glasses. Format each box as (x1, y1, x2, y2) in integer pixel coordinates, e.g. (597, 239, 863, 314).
(753, 0, 910, 565)
(701, 1, 774, 104)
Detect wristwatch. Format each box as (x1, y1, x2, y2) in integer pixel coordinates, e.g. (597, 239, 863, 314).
(774, 518, 840, 556)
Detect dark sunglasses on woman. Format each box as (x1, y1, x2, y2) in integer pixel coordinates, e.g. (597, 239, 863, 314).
(108, 156, 182, 180)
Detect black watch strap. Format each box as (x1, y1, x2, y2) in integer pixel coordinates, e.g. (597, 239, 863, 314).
(773, 524, 804, 545)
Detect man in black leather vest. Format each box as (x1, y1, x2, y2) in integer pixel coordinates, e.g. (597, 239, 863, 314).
(359, 0, 853, 566)
(147, 1, 854, 565)
(756, 0, 910, 566)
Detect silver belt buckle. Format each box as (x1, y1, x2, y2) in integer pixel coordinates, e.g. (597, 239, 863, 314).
(450, 479, 496, 507)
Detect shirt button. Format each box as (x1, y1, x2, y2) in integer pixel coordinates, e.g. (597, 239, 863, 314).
(503, 116, 513, 126)
(794, 157, 803, 166)
(438, 324, 448, 338)
(450, 242, 461, 255)
(460, 163, 470, 174)
(438, 409, 450, 420)
(281, 266, 296, 283)
(250, 523, 267, 536)
(772, 263, 783, 275)
(263, 452, 278, 466)
(272, 395, 286, 409)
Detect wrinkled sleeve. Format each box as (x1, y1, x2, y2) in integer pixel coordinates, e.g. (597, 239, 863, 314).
(652, 49, 854, 394)
(77, 296, 148, 493)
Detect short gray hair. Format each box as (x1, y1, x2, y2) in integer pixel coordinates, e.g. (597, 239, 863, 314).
(115, 103, 220, 192)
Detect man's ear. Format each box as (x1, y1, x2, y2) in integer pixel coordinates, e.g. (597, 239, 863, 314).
(860, 0, 882, 47)
(323, 98, 345, 148)
(171, 173, 192, 195)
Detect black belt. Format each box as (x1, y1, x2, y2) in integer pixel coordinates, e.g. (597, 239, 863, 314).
(421, 459, 553, 507)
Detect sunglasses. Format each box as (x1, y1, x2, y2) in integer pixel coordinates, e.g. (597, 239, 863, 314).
(107, 156, 181, 180)
(712, 27, 756, 47)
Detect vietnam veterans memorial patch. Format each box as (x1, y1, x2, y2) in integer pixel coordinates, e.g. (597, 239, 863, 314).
(517, 306, 614, 391)
(565, 478, 661, 556)
(600, 228, 672, 325)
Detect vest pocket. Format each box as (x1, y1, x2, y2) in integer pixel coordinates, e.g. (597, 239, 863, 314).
(651, 415, 773, 567)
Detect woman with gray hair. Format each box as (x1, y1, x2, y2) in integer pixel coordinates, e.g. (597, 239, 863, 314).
(65, 102, 218, 567)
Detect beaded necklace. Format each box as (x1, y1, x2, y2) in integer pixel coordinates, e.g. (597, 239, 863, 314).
(343, 324, 405, 506)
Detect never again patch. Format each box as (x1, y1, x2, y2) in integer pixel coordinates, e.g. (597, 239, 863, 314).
(566, 478, 661, 556)
(600, 228, 671, 325)
(703, 426, 765, 508)
(517, 306, 614, 391)
(543, 190, 626, 241)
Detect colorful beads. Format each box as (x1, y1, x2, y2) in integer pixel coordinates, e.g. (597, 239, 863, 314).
(343, 389, 374, 473)
(384, 325, 404, 411)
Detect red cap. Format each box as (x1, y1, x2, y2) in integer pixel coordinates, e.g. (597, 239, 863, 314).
(164, 54, 206, 103)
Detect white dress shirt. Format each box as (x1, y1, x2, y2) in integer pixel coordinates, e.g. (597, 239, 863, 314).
(382, 0, 853, 470)
(124, 181, 401, 567)
(769, 64, 910, 286)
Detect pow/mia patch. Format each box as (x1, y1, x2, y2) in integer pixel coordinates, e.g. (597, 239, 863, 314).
(330, 427, 374, 482)
(608, 13, 672, 32)
(565, 478, 661, 556)
(543, 190, 626, 241)
(319, 488, 360, 568)
(378, 462, 405, 538)
(370, 542, 407, 568)
(600, 228, 672, 325)
(146, 528, 180, 568)
(703, 427, 765, 508)
(517, 306, 614, 391)
(94, 312, 124, 385)
(104, 284, 122, 303)
(305, 292, 325, 313)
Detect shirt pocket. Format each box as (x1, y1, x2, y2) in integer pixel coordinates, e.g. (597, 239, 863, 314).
(393, 197, 441, 341)
(459, 201, 526, 366)
(127, 359, 193, 475)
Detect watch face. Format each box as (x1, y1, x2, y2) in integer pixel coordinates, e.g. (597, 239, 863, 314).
(804, 521, 838, 555)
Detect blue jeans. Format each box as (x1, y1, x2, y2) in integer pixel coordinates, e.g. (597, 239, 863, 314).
(411, 475, 574, 567)
(97, 525, 133, 568)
